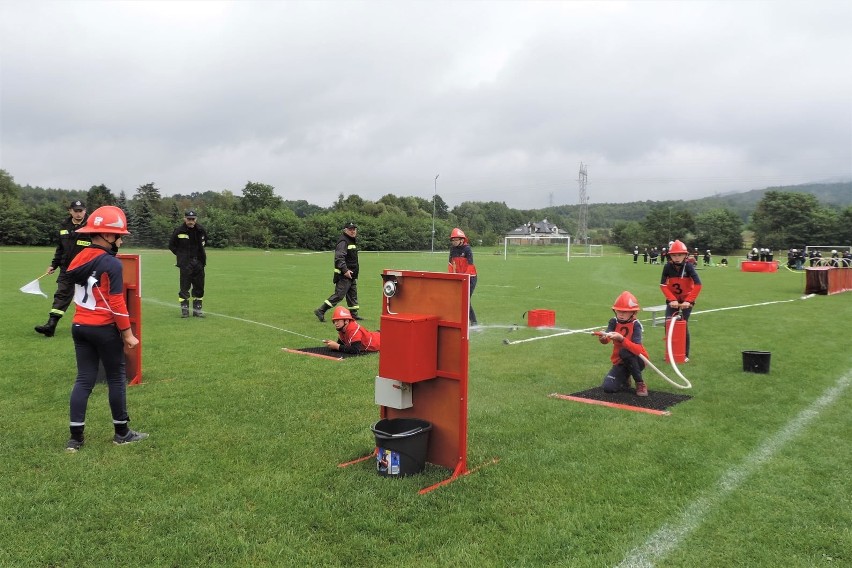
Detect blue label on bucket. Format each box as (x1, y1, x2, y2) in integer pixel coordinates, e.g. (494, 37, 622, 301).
(377, 448, 401, 475)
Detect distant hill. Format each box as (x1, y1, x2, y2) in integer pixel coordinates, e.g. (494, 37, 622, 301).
(528, 181, 852, 228)
(688, 181, 852, 215)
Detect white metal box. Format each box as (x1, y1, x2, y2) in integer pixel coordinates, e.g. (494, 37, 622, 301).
(374, 376, 413, 409)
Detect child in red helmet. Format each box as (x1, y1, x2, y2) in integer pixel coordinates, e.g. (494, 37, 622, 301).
(64, 206, 147, 451)
(322, 306, 380, 354)
(660, 239, 702, 361)
(448, 228, 478, 325)
(595, 291, 650, 396)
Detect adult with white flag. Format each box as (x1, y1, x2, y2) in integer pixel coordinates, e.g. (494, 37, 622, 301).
(34, 200, 90, 337)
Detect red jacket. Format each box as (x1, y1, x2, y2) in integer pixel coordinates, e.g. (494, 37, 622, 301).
(337, 321, 380, 354)
(600, 318, 649, 365)
(67, 246, 131, 329)
(660, 261, 703, 303)
(448, 244, 477, 275)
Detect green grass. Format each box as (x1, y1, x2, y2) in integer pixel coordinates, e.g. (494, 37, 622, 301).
(1, 246, 850, 567)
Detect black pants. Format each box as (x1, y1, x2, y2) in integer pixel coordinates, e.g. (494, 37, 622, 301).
(468, 275, 478, 323)
(50, 269, 76, 315)
(325, 277, 358, 311)
(602, 349, 646, 393)
(70, 324, 129, 426)
(179, 261, 205, 300)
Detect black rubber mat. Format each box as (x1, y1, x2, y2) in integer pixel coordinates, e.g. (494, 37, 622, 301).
(568, 386, 691, 411)
(293, 346, 377, 359)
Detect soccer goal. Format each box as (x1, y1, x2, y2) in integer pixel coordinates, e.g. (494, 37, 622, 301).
(804, 245, 852, 265)
(503, 235, 571, 261)
(571, 244, 603, 257)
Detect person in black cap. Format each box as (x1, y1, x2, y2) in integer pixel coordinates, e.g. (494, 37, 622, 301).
(314, 221, 362, 322)
(168, 209, 208, 317)
(34, 200, 91, 337)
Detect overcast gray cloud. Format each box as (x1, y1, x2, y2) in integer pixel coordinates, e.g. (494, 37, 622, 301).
(1, 0, 850, 209)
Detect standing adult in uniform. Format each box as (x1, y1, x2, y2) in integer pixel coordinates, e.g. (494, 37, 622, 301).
(169, 210, 208, 318)
(35, 200, 91, 337)
(64, 205, 147, 451)
(448, 227, 478, 325)
(314, 221, 362, 322)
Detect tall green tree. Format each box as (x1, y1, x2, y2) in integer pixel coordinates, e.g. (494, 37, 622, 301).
(130, 183, 163, 247)
(693, 209, 743, 253)
(642, 206, 695, 247)
(750, 191, 827, 249)
(0, 169, 20, 200)
(85, 184, 116, 209)
(243, 182, 281, 212)
(611, 221, 646, 251)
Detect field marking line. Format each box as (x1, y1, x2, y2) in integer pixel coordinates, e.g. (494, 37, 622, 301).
(142, 297, 324, 340)
(615, 370, 852, 568)
(505, 299, 799, 346)
(688, 298, 796, 316)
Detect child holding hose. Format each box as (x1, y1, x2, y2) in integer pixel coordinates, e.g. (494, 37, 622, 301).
(595, 291, 650, 397)
(660, 239, 703, 361)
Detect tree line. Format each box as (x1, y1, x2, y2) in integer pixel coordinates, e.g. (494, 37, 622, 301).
(1, 169, 848, 253)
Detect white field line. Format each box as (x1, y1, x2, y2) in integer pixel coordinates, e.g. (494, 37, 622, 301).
(688, 299, 796, 316)
(503, 299, 799, 346)
(616, 371, 852, 568)
(142, 297, 324, 341)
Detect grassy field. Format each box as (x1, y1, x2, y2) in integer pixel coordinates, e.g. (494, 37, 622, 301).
(1, 246, 850, 567)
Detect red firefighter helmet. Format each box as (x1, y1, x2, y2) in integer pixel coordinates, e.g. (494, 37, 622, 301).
(668, 240, 688, 255)
(332, 306, 352, 321)
(75, 206, 131, 235)
(450, 228, 467, 242)
(612, 291, 641, 312)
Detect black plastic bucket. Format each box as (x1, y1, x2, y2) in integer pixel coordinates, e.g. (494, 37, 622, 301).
(371, 418, 432, 477)
(742, 350, 771, 373)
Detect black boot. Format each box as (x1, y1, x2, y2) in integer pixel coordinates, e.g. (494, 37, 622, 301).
(180, 299, 190, 318)
(350, 310, 364, 321)
(314, 304, 329, 322)
(192, 299, 205, 318)
(35, 314, 61, 337)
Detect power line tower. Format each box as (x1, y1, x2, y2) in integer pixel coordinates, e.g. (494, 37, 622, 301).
(577, 162, 589, 244)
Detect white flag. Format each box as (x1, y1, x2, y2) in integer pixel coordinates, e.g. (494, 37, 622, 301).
(20, 278, 47, 298)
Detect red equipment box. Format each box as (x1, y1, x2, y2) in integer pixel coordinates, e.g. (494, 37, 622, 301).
(526, 309, 555, 327)
(741, 261, 777, 273)
(379, 313, 439, 383)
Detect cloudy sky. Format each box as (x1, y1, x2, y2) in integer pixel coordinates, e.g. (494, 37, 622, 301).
(1, 0, 850, 209)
